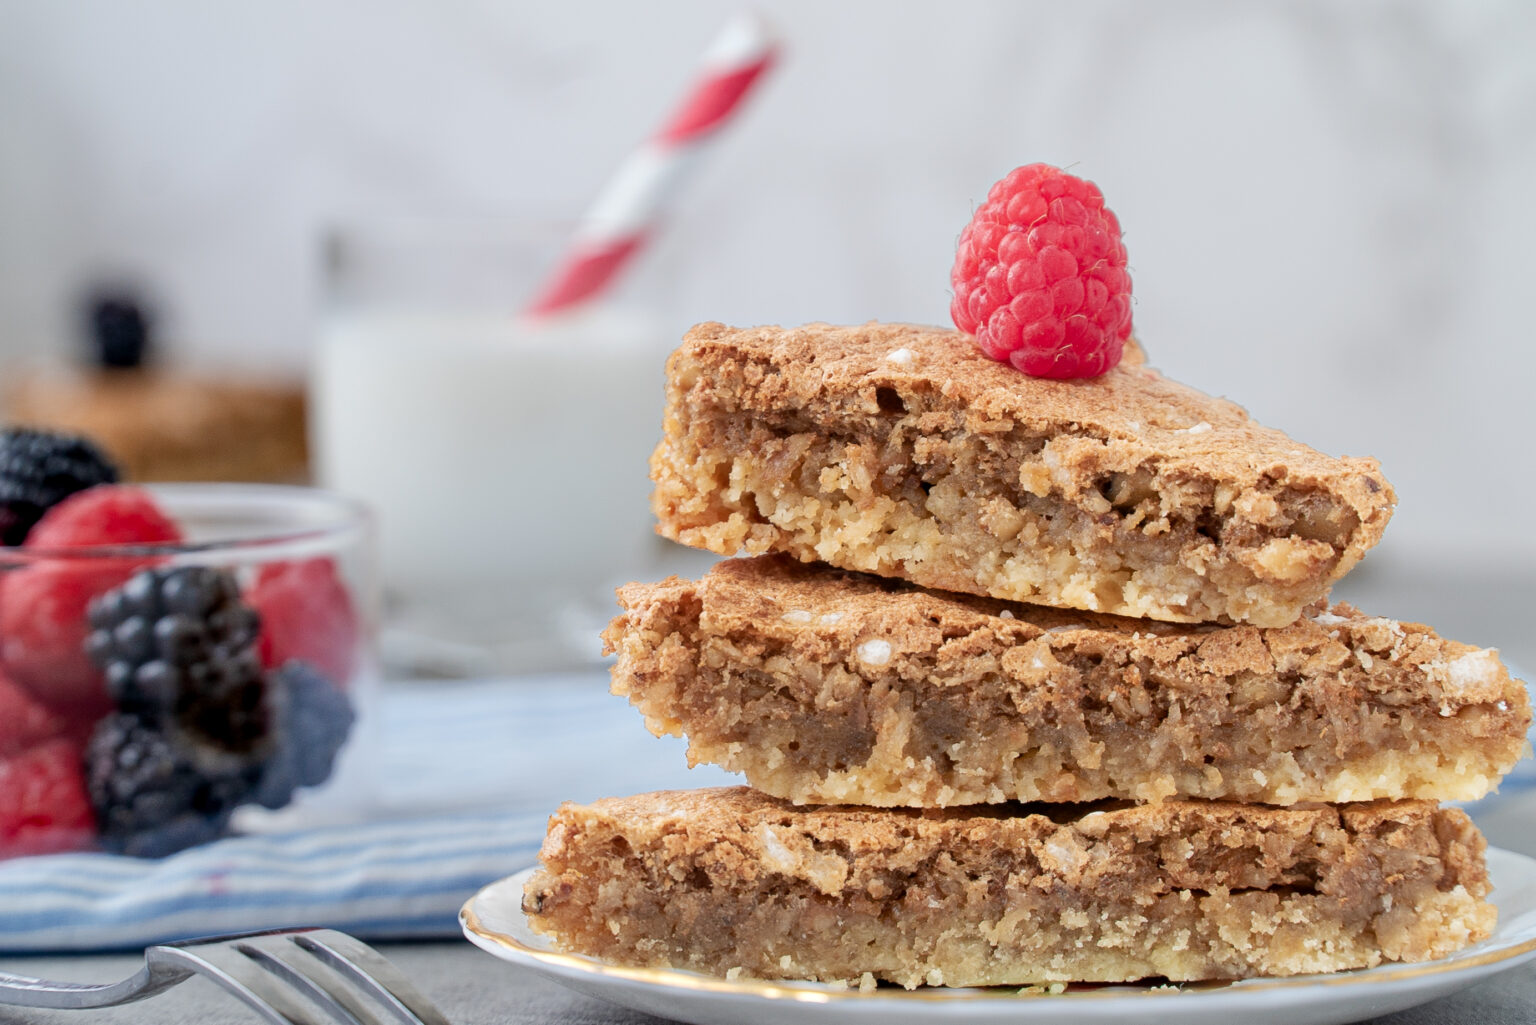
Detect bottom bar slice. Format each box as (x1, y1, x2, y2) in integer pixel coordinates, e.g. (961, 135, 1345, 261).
(522, 787, 1494, 988)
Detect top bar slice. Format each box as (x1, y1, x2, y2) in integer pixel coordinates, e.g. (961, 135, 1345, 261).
(651, 322, 1395, 626)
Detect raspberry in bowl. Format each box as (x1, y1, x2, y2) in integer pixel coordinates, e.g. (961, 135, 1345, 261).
(0, 430, 374, 859)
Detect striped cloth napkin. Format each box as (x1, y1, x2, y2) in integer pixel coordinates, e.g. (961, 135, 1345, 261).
(0, 673, 736, 952)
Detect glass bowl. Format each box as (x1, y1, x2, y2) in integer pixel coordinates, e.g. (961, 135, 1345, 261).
(0, 484, 376, 859)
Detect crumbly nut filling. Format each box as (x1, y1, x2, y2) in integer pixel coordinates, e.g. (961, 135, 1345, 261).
(523, 788, 1494, 988)
(606, 557, 1530, 807)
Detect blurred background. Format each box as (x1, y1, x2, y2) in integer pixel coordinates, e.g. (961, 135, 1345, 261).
(2, 0, 1533, 668)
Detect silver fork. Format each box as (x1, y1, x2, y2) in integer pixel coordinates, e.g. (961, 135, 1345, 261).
(0, 928, 450, 1025)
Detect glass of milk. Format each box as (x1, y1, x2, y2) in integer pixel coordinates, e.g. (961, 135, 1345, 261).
(311, 218, 675, 673)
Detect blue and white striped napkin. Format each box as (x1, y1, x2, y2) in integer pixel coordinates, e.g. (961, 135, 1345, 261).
(0, 673, 737, 953)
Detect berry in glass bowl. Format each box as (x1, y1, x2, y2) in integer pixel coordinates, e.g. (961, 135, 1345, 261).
(0, 430, 374, 859)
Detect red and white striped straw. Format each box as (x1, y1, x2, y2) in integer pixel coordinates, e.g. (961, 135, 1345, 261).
(523, 13, 779, 317)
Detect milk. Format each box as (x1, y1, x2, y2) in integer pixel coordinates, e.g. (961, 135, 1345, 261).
(313, 308, 672, 668)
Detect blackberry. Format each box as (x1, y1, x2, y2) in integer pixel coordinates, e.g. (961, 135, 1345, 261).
(85, 712, 259, 857)
(252, 661, 355, 810)
(87, 293, 152, 370)
(85, 566, 267, 750)
(0, 428, 119, 545)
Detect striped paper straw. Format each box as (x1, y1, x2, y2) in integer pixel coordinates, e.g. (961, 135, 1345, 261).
(524, 13, 779, 317)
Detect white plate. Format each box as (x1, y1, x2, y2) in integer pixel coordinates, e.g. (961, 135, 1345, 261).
(461, 848, 1536, 1025)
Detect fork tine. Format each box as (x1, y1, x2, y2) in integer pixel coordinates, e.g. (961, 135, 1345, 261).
(235, 938, 377, 1025)
(1, 928, 445, 1024)
(293, 931, 452, 1025)
(152, 942, 325, 1025)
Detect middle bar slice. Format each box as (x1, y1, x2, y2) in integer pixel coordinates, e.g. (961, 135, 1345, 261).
(606, 555, 1530, 807)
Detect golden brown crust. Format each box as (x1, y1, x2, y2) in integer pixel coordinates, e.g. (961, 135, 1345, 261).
(605, 556, 1530, 806)
(523, 787, 1494, 987)
(650, 322, 1396, 626)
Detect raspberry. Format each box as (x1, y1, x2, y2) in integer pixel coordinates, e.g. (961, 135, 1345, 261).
(0, 565, 123, 720)
(0, 667, 72, 758)
(248, 558, 360, 685)
(0, 738, 96, 857)
(0, 428, 119, 545)
(0, 486, 182, 717)
(25, 485, 182, 550)
(950, 163, 1133, 379)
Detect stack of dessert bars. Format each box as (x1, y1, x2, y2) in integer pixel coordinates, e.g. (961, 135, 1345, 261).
(524, 323, 1530, 989)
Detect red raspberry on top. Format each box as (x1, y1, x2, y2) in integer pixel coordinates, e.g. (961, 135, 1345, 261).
(951, 163, 1132, 379)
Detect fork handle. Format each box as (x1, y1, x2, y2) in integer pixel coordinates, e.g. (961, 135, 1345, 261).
(0, 964, 190, 1009)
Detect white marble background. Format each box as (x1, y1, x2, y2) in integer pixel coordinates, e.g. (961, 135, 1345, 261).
(1, 0, 1533, 568)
